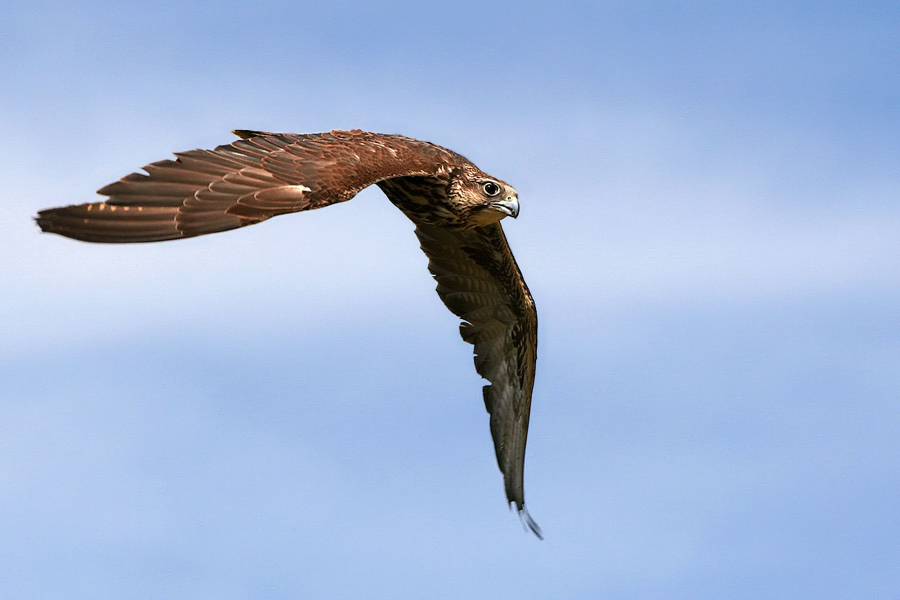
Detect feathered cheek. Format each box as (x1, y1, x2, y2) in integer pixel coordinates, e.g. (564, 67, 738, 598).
(468, 205, 507, 227)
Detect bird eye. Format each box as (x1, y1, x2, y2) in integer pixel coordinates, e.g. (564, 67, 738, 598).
(482, 181, 501, 197)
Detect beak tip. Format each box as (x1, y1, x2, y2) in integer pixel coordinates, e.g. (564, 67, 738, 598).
(491, 197, 520, 219)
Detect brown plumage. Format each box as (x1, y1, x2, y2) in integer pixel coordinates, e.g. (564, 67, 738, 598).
(35, 129, 541, 538)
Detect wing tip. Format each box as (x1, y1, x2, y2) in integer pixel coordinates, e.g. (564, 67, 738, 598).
(34, 209, 66, 236)
(516, 503, 543, 540)
(33, 212, 47, 229)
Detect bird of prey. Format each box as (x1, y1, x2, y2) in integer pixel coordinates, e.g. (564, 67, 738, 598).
(35, 129, 541, 538)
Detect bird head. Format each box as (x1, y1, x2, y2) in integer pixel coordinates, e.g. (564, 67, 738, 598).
(455, 168, 519, 227)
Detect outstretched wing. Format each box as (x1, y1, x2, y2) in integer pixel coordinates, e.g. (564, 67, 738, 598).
(36, 130, 462, 243)
(415, 222, 541, 538)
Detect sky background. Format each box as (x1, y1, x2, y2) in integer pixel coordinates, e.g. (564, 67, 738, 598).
(2, 1, 899, 598)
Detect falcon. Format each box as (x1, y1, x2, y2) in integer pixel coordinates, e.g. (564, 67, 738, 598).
(35, 129, 542, 538)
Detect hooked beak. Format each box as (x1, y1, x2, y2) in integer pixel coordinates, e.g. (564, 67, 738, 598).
(490, 196, 519, 219)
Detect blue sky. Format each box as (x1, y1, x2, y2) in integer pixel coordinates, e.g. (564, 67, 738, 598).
(3, 1, 899, 598)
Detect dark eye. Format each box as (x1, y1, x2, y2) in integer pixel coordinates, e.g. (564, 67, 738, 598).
(482, 181, 501, 197)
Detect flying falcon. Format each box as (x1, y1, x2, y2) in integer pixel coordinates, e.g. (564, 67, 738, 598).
(35, 129, 541, 538)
